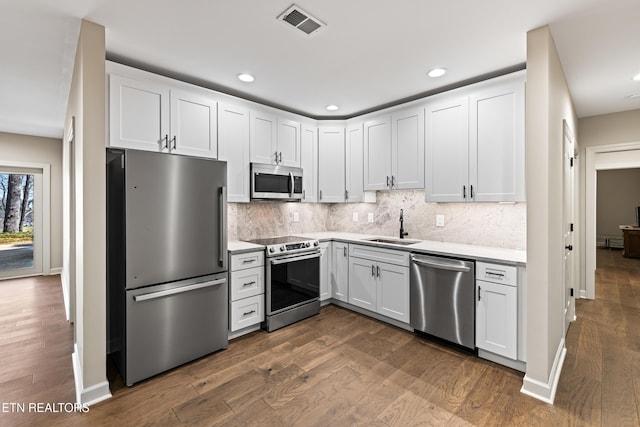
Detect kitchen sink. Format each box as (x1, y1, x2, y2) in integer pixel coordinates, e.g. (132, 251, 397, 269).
(364, 237, 420, 246)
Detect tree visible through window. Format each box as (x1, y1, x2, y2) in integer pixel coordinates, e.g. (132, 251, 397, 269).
(0, 173, 34, 271)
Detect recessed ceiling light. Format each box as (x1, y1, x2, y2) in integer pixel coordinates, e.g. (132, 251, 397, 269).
(633, 73, 640, 81)
(326, 104, 339, 111)
(427, 68, 447, 78)
(237, 73, 255, 83)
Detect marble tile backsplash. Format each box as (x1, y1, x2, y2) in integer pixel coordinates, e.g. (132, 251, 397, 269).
(228, 190, 526, 249)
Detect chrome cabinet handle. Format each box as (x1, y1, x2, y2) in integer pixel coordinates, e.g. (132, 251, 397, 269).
(274, 151, 278, 163)
(376, 266, 380, 277)
(343, 247, 347, 257)
(319, 190, 323, 200)
(242, 281, 256, 287)
(391, 176, 395, 188)
(386, 176, 390, 188)
(371, 265, 375, 277)
(470, 184, 474, 199)
(171, 135, 176, 150)
(279, 152, 282, 163)
(243, 309, 256, 316)
(345, 189, 349, 200)
(161, 134, 169, 150)
(303, 189, 306, 200)
(463, 185, 466, 199)
(478, 286, 481, 301)
(242, 259, 256, 264)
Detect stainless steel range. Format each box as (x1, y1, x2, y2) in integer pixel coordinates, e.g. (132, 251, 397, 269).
(249, 236, 321, 331)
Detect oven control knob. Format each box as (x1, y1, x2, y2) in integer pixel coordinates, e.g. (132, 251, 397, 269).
(313, 241, 319, 247)
(280, 246, 285, 252)
(305, 242, 310, 247)
(269, 247, 275, 253)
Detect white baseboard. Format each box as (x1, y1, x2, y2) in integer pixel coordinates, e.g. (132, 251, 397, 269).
(49, 267, 63, 275)
(72, 344, 112, 406)
(580, 289, 588, 299)
(520, 338, 566, 404)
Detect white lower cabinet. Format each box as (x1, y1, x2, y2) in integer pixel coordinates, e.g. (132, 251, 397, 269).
(475, 261, 518, 359)
(332, 242, 349, 302)
(348, 257, 377, 311)
(319, 242, 331, 301)
(348, 245, 409, 323)
(229, 251, 265, 337)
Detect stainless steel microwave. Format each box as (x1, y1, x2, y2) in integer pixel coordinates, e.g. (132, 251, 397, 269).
(250, 163, 303, 201)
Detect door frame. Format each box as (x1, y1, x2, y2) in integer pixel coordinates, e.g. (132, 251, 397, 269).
(585, 141, 640, 299)
(0, 161, 51, 278)
(562, 121, 576, 332)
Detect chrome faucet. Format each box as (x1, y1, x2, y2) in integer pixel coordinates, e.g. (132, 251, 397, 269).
(399, 209, 408, 239)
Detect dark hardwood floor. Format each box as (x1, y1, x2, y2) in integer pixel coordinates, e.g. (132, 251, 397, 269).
(1, 248, 639, 426)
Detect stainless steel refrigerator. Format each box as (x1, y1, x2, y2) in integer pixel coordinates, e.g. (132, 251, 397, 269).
(107, 148, 228, 386)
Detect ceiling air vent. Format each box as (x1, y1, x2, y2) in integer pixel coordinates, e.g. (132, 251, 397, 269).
(277, 4, 326, 36)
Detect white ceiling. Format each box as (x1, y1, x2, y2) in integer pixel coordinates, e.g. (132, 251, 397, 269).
(3, 0, 640, 139)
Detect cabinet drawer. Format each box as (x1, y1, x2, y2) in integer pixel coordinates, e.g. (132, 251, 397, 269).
(230, 295, 264, 332)
(230, 251, 264, 271)
(476, 262, 517, 286)
(350, 244, 410, 267)
(230, 266, 264, 301)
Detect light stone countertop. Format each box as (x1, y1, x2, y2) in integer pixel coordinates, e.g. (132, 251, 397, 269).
(228, 240, 264, 253)
(296, 232, 526, 266)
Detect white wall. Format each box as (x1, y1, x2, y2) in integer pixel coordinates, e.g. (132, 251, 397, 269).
(64, 19, 110, 406)
(0, 132, 62, 270)
(596, 169, 640, 239)
(522, 25, 578, 403)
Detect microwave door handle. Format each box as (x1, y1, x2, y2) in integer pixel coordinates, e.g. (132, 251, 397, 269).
(289, 172, 294, 197)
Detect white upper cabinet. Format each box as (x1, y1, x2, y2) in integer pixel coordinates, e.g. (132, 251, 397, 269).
(277, 118, 302, 167)
(363, 116, 392, 191)
(169, 88, 217, 158)
(469, 79, 525, 202)
(425, 73, 525, 203)
(249, 110, 301, 167)
(345, 122, 364, 202)
(249, 110, 278, 164)
(300, 124, 318, 202)
(391, 107, 424, 189)
(363, 109, 424, 191)
(109, 73, 217, 158)
(425, 96, 470, 202)
(109, 74, 170, 153)
(218, 103, 250, 202)
(318, 126, 345, 203)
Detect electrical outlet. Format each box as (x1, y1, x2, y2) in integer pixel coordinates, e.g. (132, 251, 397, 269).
(436, 214, 445, 227)
(352, 212, 359, 222)
(293, 212, 299, 222)
(368, 213, 374, 223)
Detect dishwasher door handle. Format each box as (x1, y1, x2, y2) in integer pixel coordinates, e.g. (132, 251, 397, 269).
(411, 256, 471, 273)
(134, 278, 226, 302)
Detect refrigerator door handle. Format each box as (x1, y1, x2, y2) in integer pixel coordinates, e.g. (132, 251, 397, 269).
(219, 186, 227, 269)
(133, 278, 226, 302)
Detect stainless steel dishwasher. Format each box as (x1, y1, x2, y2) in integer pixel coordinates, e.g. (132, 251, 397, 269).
(410, 254, 475, 350)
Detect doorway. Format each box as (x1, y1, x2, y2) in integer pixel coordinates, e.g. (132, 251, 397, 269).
(0, 166, 43, 279)
(585, 142, 640, 299)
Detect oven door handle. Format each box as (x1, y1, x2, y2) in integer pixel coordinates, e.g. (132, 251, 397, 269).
(270, 252, 321, 265)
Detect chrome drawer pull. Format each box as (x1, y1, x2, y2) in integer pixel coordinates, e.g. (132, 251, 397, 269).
(243, 309, 256, 316)
(242, 281, 256, 287)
